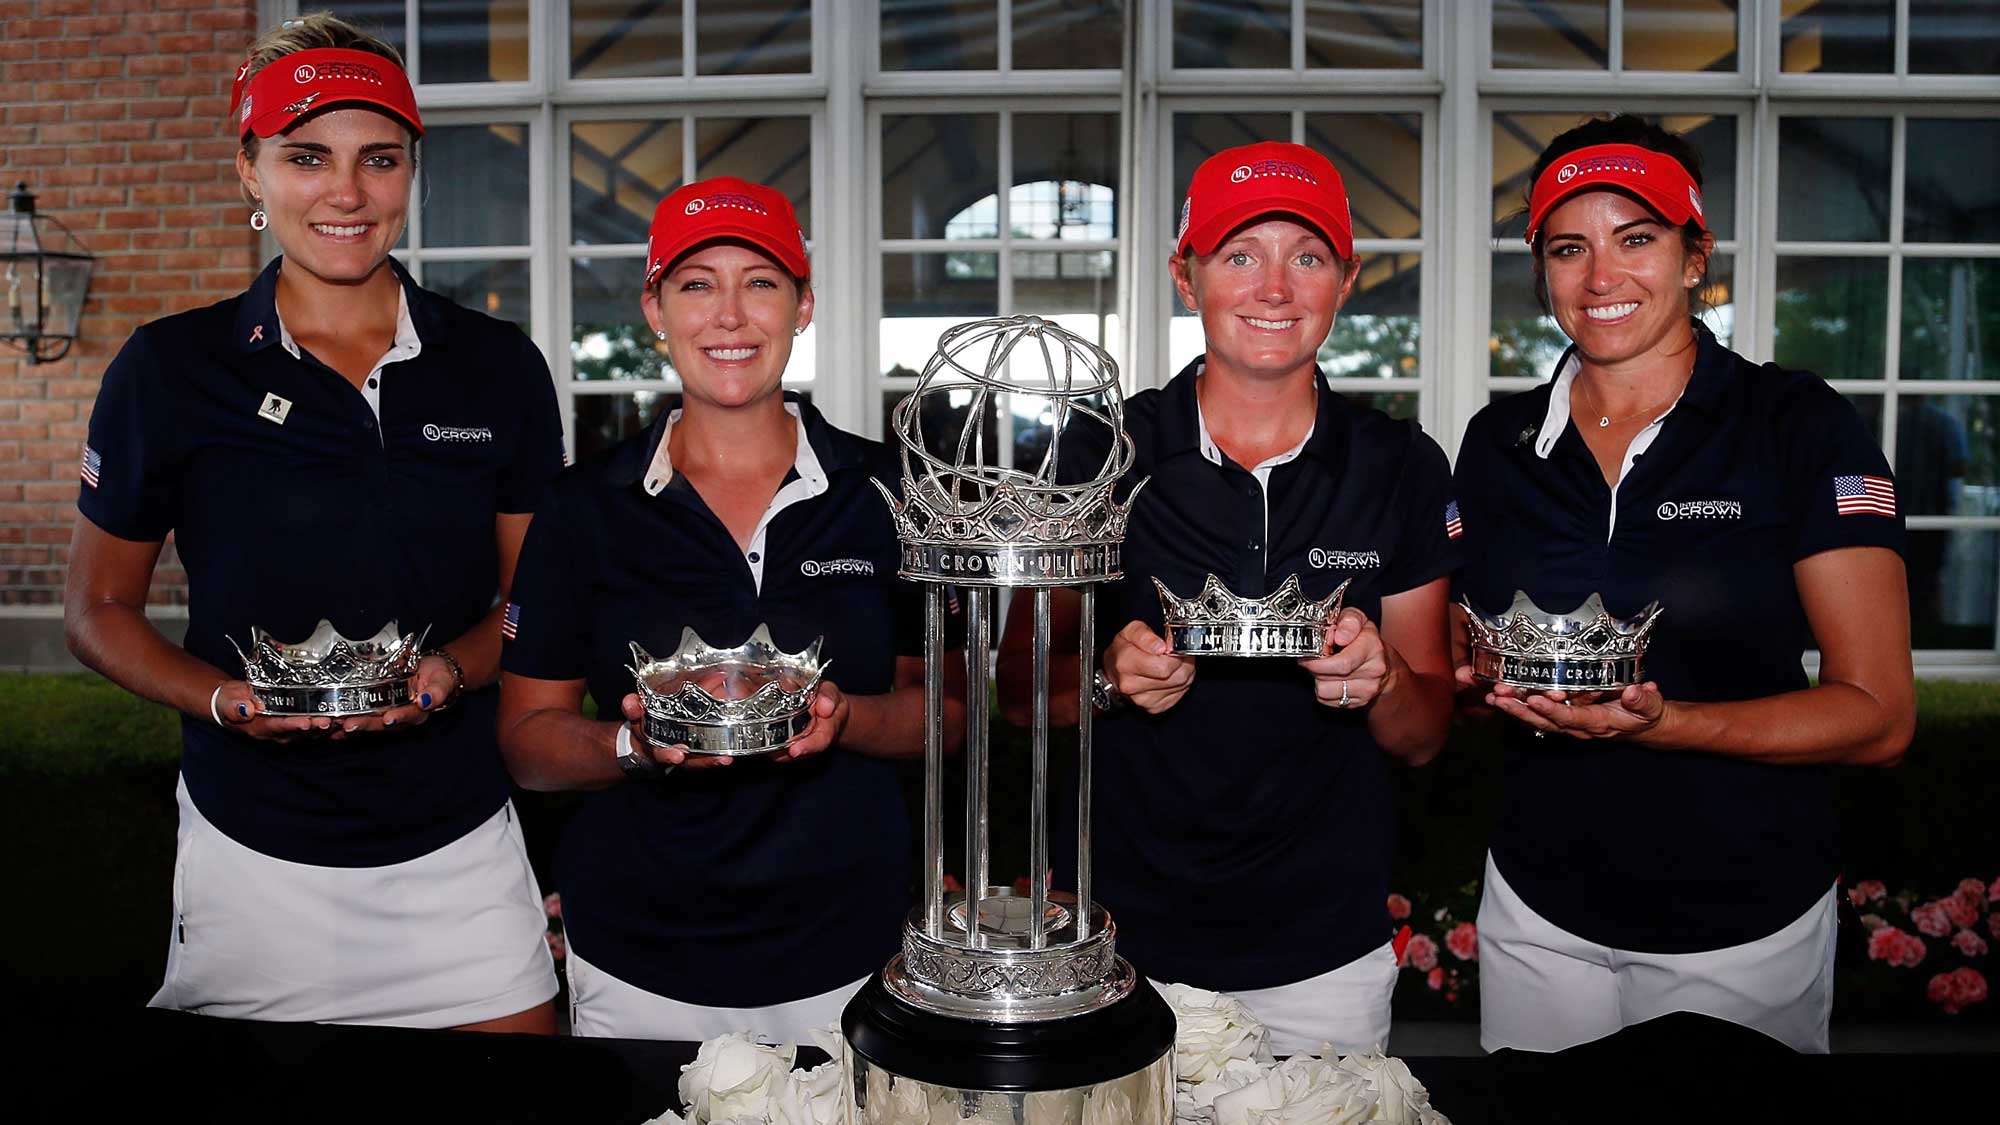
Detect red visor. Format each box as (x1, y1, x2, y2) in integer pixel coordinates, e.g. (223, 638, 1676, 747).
(232, 48, 423, 141)
(1177, 141, 1353, 260)
(645, 176, 809, 287)
(1524, 143, 1705, 245)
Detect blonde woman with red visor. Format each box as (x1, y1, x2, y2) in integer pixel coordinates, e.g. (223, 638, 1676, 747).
(1451, 115, 1914, 1053)
(67, 15, 562, 1031)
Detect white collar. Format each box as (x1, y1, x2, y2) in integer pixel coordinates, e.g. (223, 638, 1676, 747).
(641, 402, 826, 498)
(1531, 352, 1686, 460)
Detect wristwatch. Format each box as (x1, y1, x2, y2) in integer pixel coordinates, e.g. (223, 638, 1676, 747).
(1090, 669, 1127, 715)
(615, 725, 668, 779)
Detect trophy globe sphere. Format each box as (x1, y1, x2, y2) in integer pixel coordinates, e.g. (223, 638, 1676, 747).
(877, 315, 1144, 587)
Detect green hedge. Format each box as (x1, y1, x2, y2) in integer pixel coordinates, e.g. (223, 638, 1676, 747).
(4, 675, 1994, 1021)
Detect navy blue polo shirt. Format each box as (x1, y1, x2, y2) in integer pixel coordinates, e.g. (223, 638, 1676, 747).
(1453, 323, 1905, 953)
(78, 257, 565, 867)
(1053, 359, 1460, 991)
(502, 395, 933, 1008)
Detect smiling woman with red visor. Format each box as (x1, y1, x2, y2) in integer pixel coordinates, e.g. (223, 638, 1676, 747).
(997, 141, 1460, 1055)
(496, 177, 966, 1042)
(65, 15, 565, 1031)
(1451, 115, 1915, 1054)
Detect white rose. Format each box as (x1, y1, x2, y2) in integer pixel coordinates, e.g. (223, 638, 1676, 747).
(1182, 1057, 1269, 1112)
(641, 1109, 689, 1125)
(678, 1032, 798, 1124)
(1210, 1062, 1377, 1125)
(768, 1059, 844, 1125)
(1327, 1049, 1449, 1124)
(1158, 982, 1272, 1083)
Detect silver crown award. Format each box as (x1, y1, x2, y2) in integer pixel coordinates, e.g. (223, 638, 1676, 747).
(1463, 591, 1663, 692)
(1155, 573, 1351, 658)
(627, 625, 826, 756)
(229, 619, 426, 717)
(845, 316, 1176, 1122)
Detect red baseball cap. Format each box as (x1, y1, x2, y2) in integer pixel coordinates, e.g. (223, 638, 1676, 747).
(233, 48, 423, 141)
(1176, 141, 1354, 259)
(1524, 143, 1706, 245)
(645, 176, 809, 288)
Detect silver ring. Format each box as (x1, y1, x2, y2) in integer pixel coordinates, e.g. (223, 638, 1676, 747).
(1337, 679, 1350, 708)
(1533, 729, 1549, 739)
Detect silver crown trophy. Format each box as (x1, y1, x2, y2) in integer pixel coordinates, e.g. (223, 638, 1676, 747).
(845, 317, 1176, 1122)
(1155, 573, 1351, 658)
(628, 625, 827, 756)
(230, 619, 426, 717)
(1463, 591, 1663, 692)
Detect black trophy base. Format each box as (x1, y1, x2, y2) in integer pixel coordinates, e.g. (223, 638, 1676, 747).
(842, 969, 1176, 1094)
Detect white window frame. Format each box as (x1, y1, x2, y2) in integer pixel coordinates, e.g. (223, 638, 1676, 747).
(264, 0, 1999, 676)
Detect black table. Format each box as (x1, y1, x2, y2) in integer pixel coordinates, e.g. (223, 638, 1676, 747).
(12, 1007, 1992, 1124)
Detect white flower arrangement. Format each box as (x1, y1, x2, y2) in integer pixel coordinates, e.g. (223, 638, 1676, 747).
(649, 985, 1449, 1125)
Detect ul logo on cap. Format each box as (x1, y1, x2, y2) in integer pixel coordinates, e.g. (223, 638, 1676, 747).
(1230, 165, 1252, 183)
(1556, 163, 1578, 184)
(293, 63, 317, 83)
(685, 198, 706, 216)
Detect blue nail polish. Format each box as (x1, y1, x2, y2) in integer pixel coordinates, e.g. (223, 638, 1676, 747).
(237, 704, 248, 717)
(420, 692, 432, 708)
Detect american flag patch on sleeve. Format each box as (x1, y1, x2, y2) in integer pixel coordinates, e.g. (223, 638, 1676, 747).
(1444, 500, 1464, 539)
(79, 445, 102, 488)
(1833, 474, 1897, 517)
(501, 602, 520, 640)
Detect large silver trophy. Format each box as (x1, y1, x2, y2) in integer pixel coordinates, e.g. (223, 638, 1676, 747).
(845, 317, 1176, 1123)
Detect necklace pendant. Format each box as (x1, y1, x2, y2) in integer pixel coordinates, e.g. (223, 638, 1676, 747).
(1597, 416, 1610, 428)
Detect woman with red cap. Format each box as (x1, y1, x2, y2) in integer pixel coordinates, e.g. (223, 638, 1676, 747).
(497, 177, 964, 1041)
(1453, 115, 1914, 1052)
(66, 15, 562, 1030)
(997, 141, 1458, 1054)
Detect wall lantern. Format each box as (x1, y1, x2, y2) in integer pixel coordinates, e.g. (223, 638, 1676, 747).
(2, 182, 96, 364)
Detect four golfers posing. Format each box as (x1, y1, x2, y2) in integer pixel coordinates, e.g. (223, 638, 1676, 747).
(68, 13, 1913, 1055)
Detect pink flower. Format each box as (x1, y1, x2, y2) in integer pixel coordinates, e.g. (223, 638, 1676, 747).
(1867, 925, 1927, 969)
(543, 892, 562, 919)
(1925, 967, 1988, 1015)
(1957, 878, 1988, 906)
(1446, 921, 1479, 962)
(1859, 913, 1888, 932)
(1911, 900, 1953, 938)
(1849, 879, 1887, 907)
(1387, 893, 1412, 920)
(1989, 913, 2000, 941)
(1942, 894, 1979, 929)
(1404, 933, 1440, 972)
(1989, 876, 2000, 904)
(1952, 930, 1989, 958)
(546, 931, 567, 960)
(1426, 967, 1445, 990)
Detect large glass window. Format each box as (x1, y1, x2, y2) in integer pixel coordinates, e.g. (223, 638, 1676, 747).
(289, 2, 1997, 672)
(877, 109, 1121, 469)
(1173, 0, 1425, 69)
(1775, 113, 2000, 651)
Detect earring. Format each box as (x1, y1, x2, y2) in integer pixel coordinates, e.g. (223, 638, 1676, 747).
(655, 330, 667, 342)
(249, 209, 267, 231)
(794, 325, 805, 337)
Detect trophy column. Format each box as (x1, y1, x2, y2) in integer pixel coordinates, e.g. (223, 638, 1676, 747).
(845, 316, 1174, 1123)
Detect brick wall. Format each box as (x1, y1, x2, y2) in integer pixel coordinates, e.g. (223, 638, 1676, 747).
(0, 0, 262, 608)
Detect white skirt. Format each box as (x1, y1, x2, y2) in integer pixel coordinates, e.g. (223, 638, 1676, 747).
(149, 776, 558, 1028)
(566, 941, 867, 1043)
